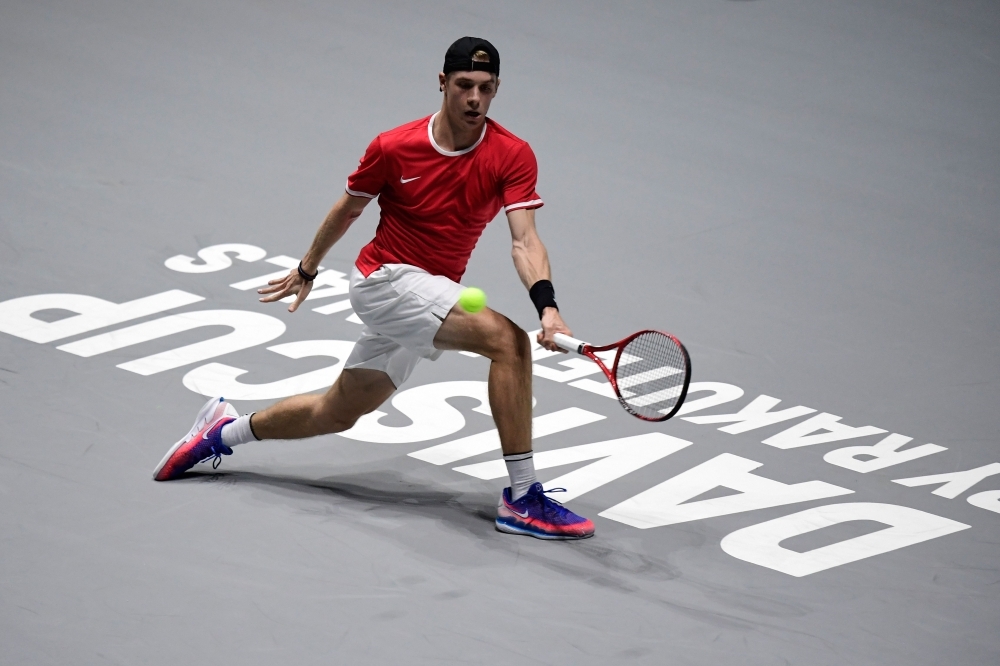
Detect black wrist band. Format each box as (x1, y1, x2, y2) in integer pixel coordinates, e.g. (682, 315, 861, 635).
(528, 279, 558, 319)
(297, 261, 318, 282)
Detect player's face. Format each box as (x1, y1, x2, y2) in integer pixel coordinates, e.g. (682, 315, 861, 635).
(440, 71, 499, 129)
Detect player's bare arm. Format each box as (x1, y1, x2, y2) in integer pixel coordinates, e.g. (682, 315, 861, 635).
(257, 192, 370, 312)
(508, 207, 571, 352)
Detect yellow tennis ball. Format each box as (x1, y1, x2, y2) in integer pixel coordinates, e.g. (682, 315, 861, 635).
(458, 287, 487, 313)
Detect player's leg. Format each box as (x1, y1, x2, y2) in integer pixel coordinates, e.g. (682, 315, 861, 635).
(433, 306, 533, 454)
(434, 305, 594, 539)
(153, 306, 419, 481)
(349, 266, 536, 464)
(248, 368, 395, 440)
(152, 368, 395, 481)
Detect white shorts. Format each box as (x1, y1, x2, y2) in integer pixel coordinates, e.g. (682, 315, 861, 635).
(343, 263, 464, 387)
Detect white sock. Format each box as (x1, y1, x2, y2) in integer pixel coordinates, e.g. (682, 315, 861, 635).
(221, 413, 258, 448)
(504, 451, 537, 501)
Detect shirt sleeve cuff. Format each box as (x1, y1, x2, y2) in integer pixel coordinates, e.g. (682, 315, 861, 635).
(504, 199, 544, 212)
(345, 181, 378, 199)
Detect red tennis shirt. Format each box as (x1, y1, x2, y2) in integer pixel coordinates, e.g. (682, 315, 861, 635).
(347, 112, 543, 283)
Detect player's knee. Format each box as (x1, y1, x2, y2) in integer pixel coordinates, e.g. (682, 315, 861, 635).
(495, 318, 530, 365)
(512, 325, 531, 363)
(310, 401, 361, 434)
(316, 412, 359, 434)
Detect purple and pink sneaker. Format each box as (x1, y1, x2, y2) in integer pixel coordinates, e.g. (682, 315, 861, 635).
(496, 482, 595, 540)
(153, 397, 237, 481)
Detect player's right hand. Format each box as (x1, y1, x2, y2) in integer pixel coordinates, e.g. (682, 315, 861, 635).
(538, 307, 571, 353)
(258, 269, 313, 313)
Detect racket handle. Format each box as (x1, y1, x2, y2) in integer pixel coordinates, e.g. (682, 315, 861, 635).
(553, 333, 588, 355)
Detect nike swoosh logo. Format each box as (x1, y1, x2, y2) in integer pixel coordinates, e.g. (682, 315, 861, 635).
(400, 176, 421, 183)
(509, 505, 530, 518)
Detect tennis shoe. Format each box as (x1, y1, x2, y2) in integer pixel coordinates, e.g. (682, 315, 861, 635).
(152, 397, 237, 481)
(496, 482, 595, 540)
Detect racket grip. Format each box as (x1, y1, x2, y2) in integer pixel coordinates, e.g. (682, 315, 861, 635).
(553, 333, 588, 354)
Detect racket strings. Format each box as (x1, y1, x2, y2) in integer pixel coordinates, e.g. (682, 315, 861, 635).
(615, 332, 689, 420)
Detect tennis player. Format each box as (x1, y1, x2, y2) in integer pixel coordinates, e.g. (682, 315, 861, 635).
(152, 37, 594, 540)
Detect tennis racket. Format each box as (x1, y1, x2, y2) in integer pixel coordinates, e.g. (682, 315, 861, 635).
(553, 330, 691, 422)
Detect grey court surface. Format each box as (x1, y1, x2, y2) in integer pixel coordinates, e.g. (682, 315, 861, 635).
(2, 1, 998, 664)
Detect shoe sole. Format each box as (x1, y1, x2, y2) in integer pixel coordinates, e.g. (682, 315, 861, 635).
(151, 396, 224, 480)
(495, 520, 594, 540)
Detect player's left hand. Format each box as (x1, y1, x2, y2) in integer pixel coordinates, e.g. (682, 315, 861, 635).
(258, 269, 313, 312)
(538, 307, 571, 352)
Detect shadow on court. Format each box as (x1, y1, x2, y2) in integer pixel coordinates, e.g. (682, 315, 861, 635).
(182, 468, 692, 583)
(178, 468, 818, 628)
(185, 467, 501, 535)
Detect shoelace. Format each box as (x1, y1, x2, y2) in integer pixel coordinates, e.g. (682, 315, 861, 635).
(194, 421, 234, 469)
(541, 487, 568, 503)
(536, 487, 576, 519)
(197, 445, 231, 469)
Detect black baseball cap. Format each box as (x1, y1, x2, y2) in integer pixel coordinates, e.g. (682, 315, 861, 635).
(443, 36, 500, 76)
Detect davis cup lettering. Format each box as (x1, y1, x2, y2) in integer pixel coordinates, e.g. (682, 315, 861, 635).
(566, 377, 617, 399)
(618, 365, 683, 389)
(532, 356, 604, 383)
(892, 463, 1000, 499)
(182, 340, 357, 400)
(0, 241, 993, 577)
(0, 290, 204, 343)
(683, 394, 816, 435)
(229, 255, 304, 290)
(673, 382, 745, 417)
(164, 243, 266, 273)
(967, 491, 1000, 514)
(229, 256, 349, 303)
(455, 433, 692, 503)
(762, 412, 886, 450)
(719, 502, 971, 577)
(294, 269, 350, 302)
(824, 433, 947, 473)
(56, 310, 286, 376)
(337, 381, 494, 444)
(600, 453, 852, 530)
(409, 407, 605, 465)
